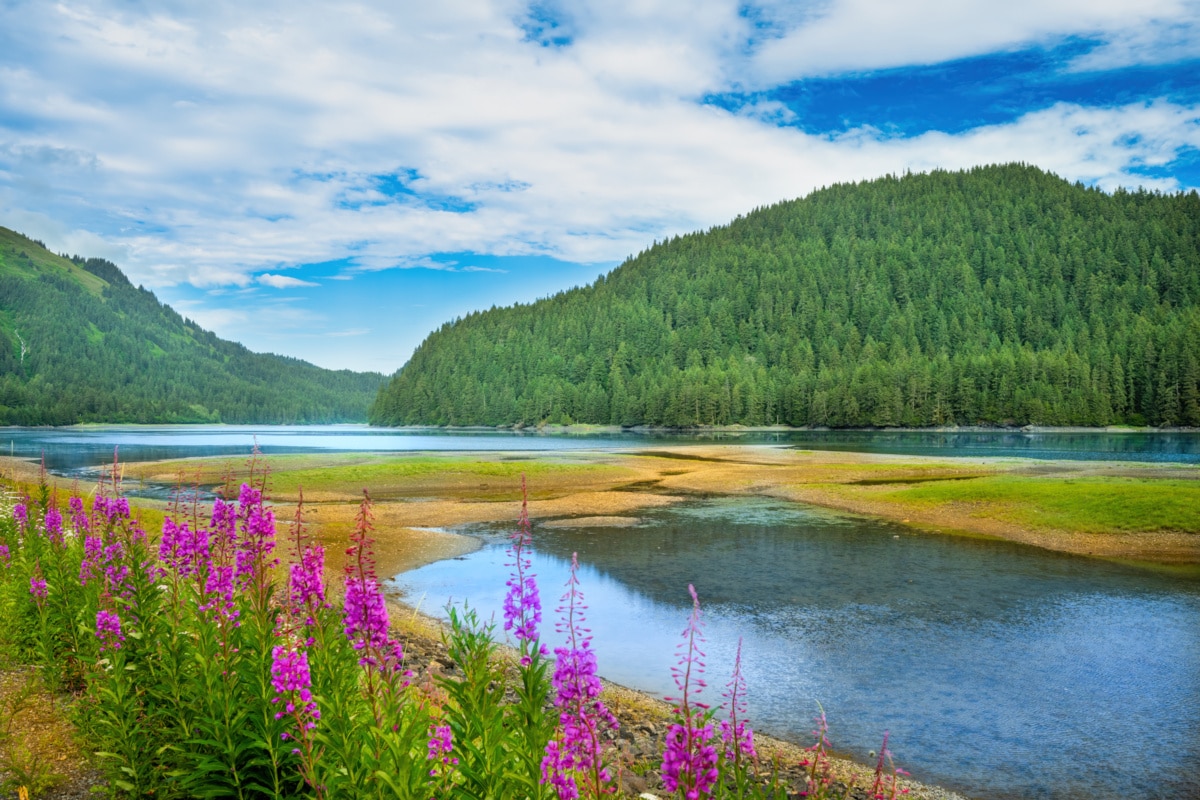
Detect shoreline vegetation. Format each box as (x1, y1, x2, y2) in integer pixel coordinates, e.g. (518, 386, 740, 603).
(0, 444, 1195, 798)
(0, 455, 956, 800)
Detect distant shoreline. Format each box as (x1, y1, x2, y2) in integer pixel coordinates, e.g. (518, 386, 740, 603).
(1, 421, 1198, 433)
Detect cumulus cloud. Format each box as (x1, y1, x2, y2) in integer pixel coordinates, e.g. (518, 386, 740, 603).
(0, 0, 1196, 300)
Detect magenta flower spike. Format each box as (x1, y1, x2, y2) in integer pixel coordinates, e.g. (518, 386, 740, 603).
(289, 543, 327, 621)
(43, 506, 64, 544)
(200, 563, 238, 621)
(159, 517, 211, 579)
(29, 570, 48, 604)
(79, 535, 103, 586)
(0, 543, 9, 568)
(69, 496, 89, 535)
(234, 483, 278, 589)
(661, 585, 718, 799)
(342, 574, 404, 671)
(96, 607, 125, 652)
(427, 723, 458, 775)
(541, 553, 619, 799)
(503, 475, 543, 650)
(210, 497, 237, 547)
(13, 503, 27, 533)
(270, 645, 320, 729)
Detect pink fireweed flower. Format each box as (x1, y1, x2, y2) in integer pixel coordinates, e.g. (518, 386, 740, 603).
(69, 496, 89, 535)
(870, 731, 910, 799)
(427, 724, 458, 775)
(541, 553, 619, 799)
(13, 503, 27, 533)
(719, 638, 757, 763)
(96, 608, 125, 652)
(210, 497, 237, 547)
(504, 476, 543, 649)
(0, 543, 9, 568)
(94, 495, 131, 524)
(102, 541, 131, 597)
(80, 532, 135, 597)
(270, 645, 319, 728)
(234, 484, 278, 588)
(200, 563, 238, 621)
(661, 585, 718, 800)
(662, 722, 718, 800)
(289, 544, 327, 621)
(79, 535, 103, 586)
(43, 506, 64, 544)
(343, 575, 404, 670)
(799, 708, 837, 797)
(158, 518, 210, 579)
(29, 569, 48, 605)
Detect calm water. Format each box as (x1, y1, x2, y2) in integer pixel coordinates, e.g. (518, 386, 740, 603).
(393, 498, 1200, 800)
(3, 424, 1200, 473)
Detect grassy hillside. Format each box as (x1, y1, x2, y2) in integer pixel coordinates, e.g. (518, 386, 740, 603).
(371, 164, 1200, 428)
(0, 227, 384, 424)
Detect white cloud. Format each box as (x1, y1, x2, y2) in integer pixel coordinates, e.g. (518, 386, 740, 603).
(747, 0, 1197, 83)
(1067, 14, 1200, 71)
(0, 0, 1196, 303)
(258, 273, 319, 288)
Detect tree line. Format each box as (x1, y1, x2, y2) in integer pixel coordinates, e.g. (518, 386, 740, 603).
(371, 164, 1200, 428)
(0, 230, 383, 425)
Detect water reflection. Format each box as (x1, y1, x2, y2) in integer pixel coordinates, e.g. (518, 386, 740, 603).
(393, 498, 1200, 800)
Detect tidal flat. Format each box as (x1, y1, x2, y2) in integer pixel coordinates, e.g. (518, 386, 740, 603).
(112, 444, 1200, 571)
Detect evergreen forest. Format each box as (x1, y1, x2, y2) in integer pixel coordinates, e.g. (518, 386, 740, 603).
(0, 227, 384, 424)
(370, 164, 1200, 428)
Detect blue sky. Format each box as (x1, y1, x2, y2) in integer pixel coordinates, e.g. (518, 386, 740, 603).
(1, 1, 1198, 373)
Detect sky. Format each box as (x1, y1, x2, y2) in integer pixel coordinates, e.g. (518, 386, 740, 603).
(1, 1, 1199, 374)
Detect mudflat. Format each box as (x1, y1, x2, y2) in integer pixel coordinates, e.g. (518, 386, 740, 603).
(94, 444, 1200, 570)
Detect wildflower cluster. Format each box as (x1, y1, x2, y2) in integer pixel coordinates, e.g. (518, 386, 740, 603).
(0, 463, 909, 800)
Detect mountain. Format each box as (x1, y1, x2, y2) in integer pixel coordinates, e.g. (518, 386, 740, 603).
(371, 164, 1200, 429)
(0, 227, 384, 424)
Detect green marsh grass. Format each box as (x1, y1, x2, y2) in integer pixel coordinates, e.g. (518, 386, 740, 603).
(876, 475, 1200, 534)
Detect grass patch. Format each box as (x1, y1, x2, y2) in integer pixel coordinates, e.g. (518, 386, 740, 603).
(875, 475, 1200, 534)
(268, 456, 625, 496)
(125, 453, 635, 500)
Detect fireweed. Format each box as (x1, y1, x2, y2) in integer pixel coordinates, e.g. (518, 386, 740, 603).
(542, 553, 620, 800)
(0, 465, 911, 800)
(662, 585, 719, 800)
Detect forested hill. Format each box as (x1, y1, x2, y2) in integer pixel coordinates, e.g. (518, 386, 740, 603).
(0, 228, 384, 424)
(371, 164, 1200, 429)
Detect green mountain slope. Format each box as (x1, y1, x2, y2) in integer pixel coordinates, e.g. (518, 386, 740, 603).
(0, 228, 384, 424)
(371, 164, 1200, 428)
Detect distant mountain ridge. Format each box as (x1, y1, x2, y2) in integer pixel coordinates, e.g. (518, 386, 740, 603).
(0, 227, 384, 424)
(371, 164, 1200, 428)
